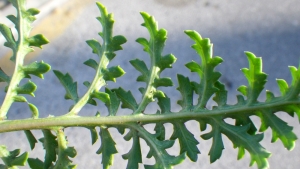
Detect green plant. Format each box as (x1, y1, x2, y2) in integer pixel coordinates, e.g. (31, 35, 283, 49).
(0, 0, 299, 168)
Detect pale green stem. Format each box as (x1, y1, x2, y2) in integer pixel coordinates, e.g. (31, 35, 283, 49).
(66, 42, 108, 116)
(0, 99, 298, 133)
(0, 1, 28, 120)
(134, 38, 159, 114)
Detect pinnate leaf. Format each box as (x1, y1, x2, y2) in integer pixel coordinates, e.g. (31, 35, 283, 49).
(133, 125, 185, 169)
(40, 130, 58, 168)
(217, 119, 271, 168)
(184, 30, 222, 109)
(128, 11, 176, 114)
(96, 127, 118, 169)
(238, 52, 267, 103)
(201, 123, 224, 163)
(95, 2, 126, 61)
(170, 121, 200, 162)
(259, 110, 297, 150)
(122, 130, 142, 169)
(53, 130, 77, 169)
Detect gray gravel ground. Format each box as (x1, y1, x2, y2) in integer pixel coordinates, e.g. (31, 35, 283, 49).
(1, 0, 300, 168)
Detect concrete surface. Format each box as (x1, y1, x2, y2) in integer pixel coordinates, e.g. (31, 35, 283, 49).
(1, 0, 300, 168)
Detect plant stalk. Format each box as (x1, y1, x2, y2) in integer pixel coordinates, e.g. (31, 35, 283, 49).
(0, 99, 298, 133)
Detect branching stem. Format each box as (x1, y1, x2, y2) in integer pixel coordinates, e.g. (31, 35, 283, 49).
(0, 2, 29, 120)
(0, 98, 298, 133)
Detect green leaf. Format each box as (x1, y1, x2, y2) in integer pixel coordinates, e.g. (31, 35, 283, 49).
(157, 95, 171, 114)
(0, 145, 28, 167)
(153, 77, 173, 87)
(184, 30, 223, 109)
(185, 61, 203, 77)
(53, 129, 77, 169)
(113, 88, 138, 111)
(280, 65, 300, 99)
(6, 0, 47, 59)
(28, 158, 44, 169)
(122, 130, 142, 169)
(16, 80, 37, 97)
(60, 1, 126, 116)
(83, 81, 110, 106)
(103, 66, 125, 82)
(212, 81, 228, 107)
(95, 2, 127, 61)
(276, 79, 289, 95)
(26, 8, 40, 16)
(0, 68, 10, 83)
(176, 74, 193, 111)
(259, 110, 297, 150)
(13, 95, 27, 102)
(86, 39, 102, 55)
(86, 127, 98, 145)
(109, 35, 127, 54)
(0, 0, 50, 119)
(170, 121, 200, 162)
(28, 103, 39, 119)
(22, 61, 51, 79)
(84, 59, 98, 70)
(129, 12, 176, 114)
(0, 24, 16, 50)
(96, 127, 118, 169)
(237, 52, 267, 103)
(131, 124, 185, 169)
(105, 88, 120, 116)
(90, 91, 110, 104)
(27, 34, 49, 48)
(158, 54, 177, 71)
(155, 97, 168, 142)
(53, 70, 79, 103)
(6, 14, 17, 26)
(40, 130, 58, 168)
(201, 123, 224, 163)
(283, 104, 300, 122)
(24, 130, 37, 150)
(130, 59, 149, 82)
(234, 115, 257, 135)
(154, 121, 166, 141)
(217, 119, 271, 169)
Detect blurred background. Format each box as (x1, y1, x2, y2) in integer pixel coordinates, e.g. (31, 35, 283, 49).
(1, 0, 300, 168)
